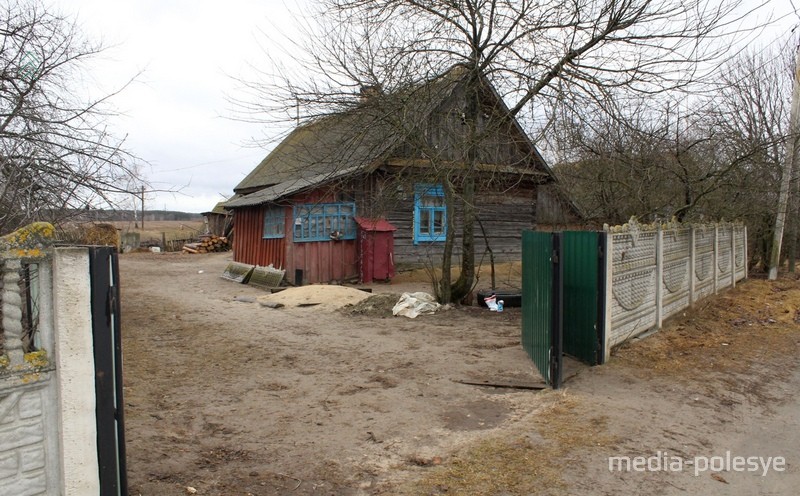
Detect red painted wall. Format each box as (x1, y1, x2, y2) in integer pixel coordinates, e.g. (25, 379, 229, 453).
(232, 189, 359, 284)
(232, 206, 286, 269)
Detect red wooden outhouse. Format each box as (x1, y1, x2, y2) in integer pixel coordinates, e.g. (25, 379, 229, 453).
(355, 217, 397, 283)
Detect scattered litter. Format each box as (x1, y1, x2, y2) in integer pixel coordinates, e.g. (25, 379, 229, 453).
(454, 379, 547, 390)
(150, 246, 161, 253)
(392, 292, 441, 318)
(259, 300, 285, 309)
(233, 295, 255, 303)
(711, 473, 729, 484)
(407, 455, 443, 467)
(185, 487, 197, 494)
(198, 270, 204, 274)
(484, 294, 498, 311)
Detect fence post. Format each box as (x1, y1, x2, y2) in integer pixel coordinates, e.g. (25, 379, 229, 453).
(604, 232, 613, 363)
(731, 225, 736, 288)
(713, 225, 719, 294)
(37, 260, 55, 352)
(744, 226, 748, 280)
(655, 226, 663, 329)
(2, 259, 25, 366)
(689, 227, 696, 305)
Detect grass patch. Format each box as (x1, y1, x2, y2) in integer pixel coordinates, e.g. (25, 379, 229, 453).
(612, 277, 800, 378)
(397, 391, 615, 496)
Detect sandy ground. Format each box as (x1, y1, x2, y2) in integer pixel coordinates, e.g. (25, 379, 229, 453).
(121, 252, 800, 495)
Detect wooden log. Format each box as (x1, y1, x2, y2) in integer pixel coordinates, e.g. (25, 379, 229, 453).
(183, 247, 199, 254)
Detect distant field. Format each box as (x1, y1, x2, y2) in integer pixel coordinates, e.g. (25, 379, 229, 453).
(110, 220, 206, 243)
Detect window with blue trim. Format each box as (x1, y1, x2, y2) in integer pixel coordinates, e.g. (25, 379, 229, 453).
(293, 202, 356, 242)
(263, 206, 285, 239)
(414, 184, 446, 243)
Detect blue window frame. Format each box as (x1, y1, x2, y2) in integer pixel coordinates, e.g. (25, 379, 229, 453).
(293, 202, 356, 242)
(414, 184, 446, 244)
(263, 206, 285, 239)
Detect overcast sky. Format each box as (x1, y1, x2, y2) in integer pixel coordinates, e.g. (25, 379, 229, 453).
(55, 0, 308, 213)
(55, 0, 797, 213)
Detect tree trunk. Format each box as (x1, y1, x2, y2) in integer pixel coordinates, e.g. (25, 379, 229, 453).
(437, 179, 457, 303)
(448, 68, 481, 303)
(451, 176, 475, 302)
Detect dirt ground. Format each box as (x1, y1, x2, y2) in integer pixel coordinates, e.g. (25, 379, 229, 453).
(121, 253, 800, 495)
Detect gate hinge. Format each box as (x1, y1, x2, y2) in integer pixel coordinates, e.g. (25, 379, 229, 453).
(552, 250, 559, 264)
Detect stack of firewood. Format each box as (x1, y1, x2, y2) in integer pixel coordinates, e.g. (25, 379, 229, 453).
(182, 235, 230, 254)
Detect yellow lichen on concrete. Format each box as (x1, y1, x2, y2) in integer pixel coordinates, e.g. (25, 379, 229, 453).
(0, 222, 55, 258)
(0, 350, 48, 377)
(24, 349, 49, 368)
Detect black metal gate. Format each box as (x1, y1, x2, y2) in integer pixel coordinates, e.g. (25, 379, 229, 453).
(522, 231, 606, 388)
(89, 246, 127, 496)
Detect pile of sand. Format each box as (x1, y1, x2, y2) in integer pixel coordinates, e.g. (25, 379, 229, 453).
(257, 285, 372, 311)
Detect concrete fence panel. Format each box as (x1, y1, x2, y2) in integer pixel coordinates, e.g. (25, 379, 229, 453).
(605, 221, 747, 353)
(0, 223, 102, 495)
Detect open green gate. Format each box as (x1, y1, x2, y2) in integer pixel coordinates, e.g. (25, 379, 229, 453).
(521, 231, 562, 387)
(522, 231, 607, 388)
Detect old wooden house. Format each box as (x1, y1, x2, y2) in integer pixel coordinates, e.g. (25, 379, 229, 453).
(223, 68, 581, 284)
(202, 201, 232, 237)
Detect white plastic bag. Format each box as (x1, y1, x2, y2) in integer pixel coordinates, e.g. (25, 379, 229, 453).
(392, 292, 442, 318)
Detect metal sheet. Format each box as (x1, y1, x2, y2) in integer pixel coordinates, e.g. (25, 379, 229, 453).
(521, 231, 561, 387)
(562, 231, 603, 365)
(232, 207, 286, 269)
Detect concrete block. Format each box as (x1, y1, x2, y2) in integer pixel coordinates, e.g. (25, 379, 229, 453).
(2, 470, 46, 495)
(17, 391, 42, 420)
(0, 451, 19, 480)
(0, 422, 43, 452)
(19, 446, 45, 472)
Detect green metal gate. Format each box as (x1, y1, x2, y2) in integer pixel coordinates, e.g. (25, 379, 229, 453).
(522, 231, 606, 388)
(521, 231, 562, 387)
(562, 231, 606, 365)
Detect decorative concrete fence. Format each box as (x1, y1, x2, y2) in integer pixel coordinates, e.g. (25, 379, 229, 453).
(604, 221, 747, 352)
(0, 223, 111, 495)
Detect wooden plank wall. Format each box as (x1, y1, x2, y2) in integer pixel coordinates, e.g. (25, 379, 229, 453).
(283, 189, 359, 284)
(384, 187, 539, 266)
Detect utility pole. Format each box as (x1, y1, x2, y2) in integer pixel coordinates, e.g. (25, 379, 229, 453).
(769, 42, 800, 280)
(141, 185, 145, 231)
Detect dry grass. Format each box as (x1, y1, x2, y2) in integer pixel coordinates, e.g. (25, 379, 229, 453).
(612, 276, 800, 379)
(394, 391, 615, 496)
(110, 220, 205, 243)
(388, 275, 800, 495)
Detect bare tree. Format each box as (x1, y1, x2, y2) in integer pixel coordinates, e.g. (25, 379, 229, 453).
(0, 0, 144, 233)
(551, 42, 794, 268)
(235, 0, 760, 302)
